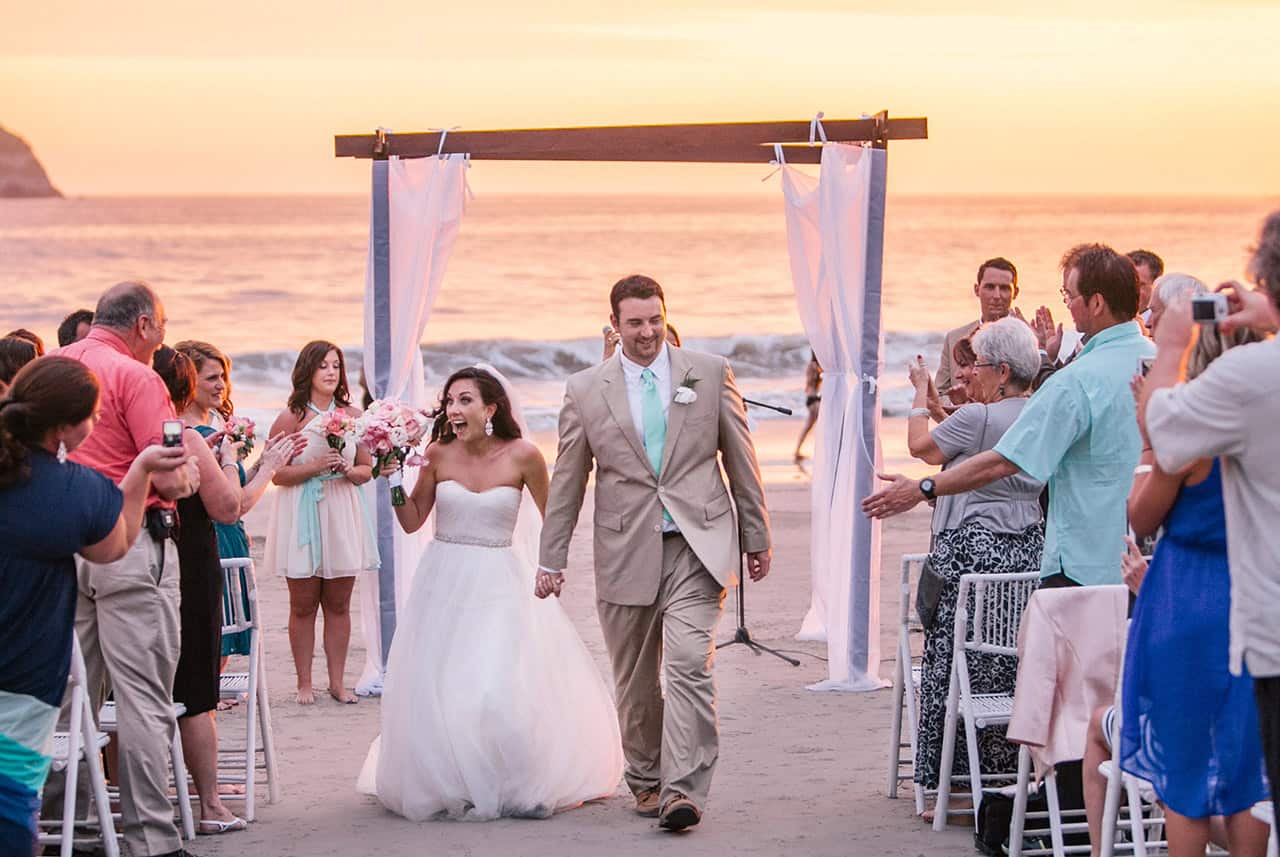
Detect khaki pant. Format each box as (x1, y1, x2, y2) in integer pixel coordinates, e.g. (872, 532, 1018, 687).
(45, 531, 182, 856)
(596, 534, 726, 809)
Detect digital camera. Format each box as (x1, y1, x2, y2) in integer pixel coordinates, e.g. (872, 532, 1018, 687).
(1190, 293, 1228, 324)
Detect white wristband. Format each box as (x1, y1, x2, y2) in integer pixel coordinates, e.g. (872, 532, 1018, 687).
(537, 566, 564, 577)
(909, 407, 930, 418)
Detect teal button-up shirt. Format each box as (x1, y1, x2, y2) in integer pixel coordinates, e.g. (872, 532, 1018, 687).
(993, 321, 1155, 585)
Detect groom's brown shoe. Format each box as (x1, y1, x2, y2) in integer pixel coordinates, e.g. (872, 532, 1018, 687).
(634, 787, 661, 818)
(657, 794, 701, 831)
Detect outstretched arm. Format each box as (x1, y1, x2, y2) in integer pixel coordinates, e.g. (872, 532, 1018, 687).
(862, 450, 1020, 519)
(717, 358, 772, 580)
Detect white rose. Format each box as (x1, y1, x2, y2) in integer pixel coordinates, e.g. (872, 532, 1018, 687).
(673, 386, 697, 405)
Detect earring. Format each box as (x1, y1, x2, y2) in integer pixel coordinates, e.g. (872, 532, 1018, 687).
(57, 440, 68, 463)
(996, 384, 1006, 400)
(484, 418, 494, 437)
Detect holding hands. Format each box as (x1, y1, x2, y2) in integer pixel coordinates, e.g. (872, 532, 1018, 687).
(534, 569, 564, 599)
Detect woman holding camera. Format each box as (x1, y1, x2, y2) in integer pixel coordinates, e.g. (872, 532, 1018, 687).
(0, 357, 187, 855)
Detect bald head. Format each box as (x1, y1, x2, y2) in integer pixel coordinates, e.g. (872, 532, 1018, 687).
(94, 281, 161, 331)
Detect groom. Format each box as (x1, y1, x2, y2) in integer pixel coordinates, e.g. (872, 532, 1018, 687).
(536, 274, 772, 831)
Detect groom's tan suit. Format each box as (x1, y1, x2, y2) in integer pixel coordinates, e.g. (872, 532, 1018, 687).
(539, 344, 770, 810)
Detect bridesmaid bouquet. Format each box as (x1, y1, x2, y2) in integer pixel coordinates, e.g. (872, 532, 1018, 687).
(320, 411, 354, 452)
(223, 415, 256, 459)
(350, 399, 432, 506)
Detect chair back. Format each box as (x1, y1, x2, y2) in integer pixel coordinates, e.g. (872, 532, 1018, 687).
(955, 571, 1040, 657)
(220, 557, 257, 635)
(898, 553, 929, 632)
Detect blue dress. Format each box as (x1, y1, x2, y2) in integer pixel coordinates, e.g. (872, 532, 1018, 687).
(1120, 460, 1270, 817)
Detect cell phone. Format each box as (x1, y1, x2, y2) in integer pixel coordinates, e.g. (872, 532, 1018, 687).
(1137, 357, 1155, 377)
(162, 419, 184, 447)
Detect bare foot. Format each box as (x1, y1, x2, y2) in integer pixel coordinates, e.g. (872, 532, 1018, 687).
(296, 687, 315, 705)
(328, 687, 358, 704)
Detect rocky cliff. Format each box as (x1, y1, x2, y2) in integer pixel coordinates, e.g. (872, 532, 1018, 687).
(0, 126, 61, 198)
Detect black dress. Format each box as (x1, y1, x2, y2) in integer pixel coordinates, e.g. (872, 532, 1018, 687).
(172, 490, 223, 718)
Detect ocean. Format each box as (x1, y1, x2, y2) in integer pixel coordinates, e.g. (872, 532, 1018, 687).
(2, 192, 1275, 431)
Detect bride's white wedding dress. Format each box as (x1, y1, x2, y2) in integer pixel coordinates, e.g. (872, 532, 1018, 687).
(356, 480, 624, 820)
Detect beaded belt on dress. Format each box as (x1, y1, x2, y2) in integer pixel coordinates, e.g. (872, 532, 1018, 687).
(434, 534, 512, 548)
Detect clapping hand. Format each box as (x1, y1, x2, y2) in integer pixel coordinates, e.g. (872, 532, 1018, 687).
(260, 432, 306, 473)
(1121, 536, 1148, 595)
(1032, 306, 1063, 362)
(907, 355, 931, 392)
(216, 434, 245, 466)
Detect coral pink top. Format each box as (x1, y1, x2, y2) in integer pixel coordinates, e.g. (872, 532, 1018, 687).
(54, 328, 177, 509)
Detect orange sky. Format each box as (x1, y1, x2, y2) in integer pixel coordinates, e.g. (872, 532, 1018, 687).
(4, 0, 1279, 196)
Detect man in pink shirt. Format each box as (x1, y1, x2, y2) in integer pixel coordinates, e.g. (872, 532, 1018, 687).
(48, 282, 198, 857)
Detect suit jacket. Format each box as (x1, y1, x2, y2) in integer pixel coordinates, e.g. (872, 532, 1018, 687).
(538, 346, 771, 606)
(934, 319, 981, 405)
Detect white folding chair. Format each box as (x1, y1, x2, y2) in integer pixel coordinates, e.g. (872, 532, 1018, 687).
(38, 636, 119, 857)
(217, 557, 280, 821)
(933, 571, 1040, 832)
(886, 552, 929, 814)
(97, 700, 196, 840)
(1252, 801, 1278, 857)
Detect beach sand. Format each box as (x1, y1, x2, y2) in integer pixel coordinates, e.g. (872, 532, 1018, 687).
(197, 417, 976, 856)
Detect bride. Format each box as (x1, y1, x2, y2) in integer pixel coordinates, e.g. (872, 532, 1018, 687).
(357, 366, 623, 820)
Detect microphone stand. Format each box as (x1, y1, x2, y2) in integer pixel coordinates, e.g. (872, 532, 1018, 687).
(717, 395, 800, 666)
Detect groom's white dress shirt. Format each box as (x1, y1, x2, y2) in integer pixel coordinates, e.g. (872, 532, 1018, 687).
(617, 344, 678, 534)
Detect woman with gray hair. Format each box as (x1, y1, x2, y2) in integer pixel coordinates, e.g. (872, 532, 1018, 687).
(1146, 272, 1207, 335)
(904, 316, 1046, 814)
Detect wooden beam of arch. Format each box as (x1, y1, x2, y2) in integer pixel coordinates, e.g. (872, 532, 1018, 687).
(334, 114, 926, 163)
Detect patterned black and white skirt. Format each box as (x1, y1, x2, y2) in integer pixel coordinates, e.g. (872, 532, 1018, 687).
(913, 520, 1044, 791)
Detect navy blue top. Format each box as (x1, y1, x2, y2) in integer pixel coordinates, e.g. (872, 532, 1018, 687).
(0, 449, 122, 706)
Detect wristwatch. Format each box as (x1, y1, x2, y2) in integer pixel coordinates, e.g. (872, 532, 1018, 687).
(919, 477, 937, 501)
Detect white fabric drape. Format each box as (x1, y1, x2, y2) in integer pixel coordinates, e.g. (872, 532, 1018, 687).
(357, 154, 469, 693)
(780, 143, 887, 691)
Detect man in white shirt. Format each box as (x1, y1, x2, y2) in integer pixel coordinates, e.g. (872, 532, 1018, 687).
(1140, 210, 1280, 826)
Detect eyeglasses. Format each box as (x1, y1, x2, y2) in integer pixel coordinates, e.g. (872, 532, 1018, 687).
(1060, 288, 1082, 305)
(972, 361, 1001, 369)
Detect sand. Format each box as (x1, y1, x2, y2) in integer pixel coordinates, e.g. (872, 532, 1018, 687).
(194, 417, 976, 857)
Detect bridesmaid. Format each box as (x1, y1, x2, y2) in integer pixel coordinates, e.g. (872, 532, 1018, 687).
(264, 341, 379, 704)
(174, 340, 303, 666)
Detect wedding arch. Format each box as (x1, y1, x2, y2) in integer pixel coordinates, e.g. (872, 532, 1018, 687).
(334, 114, 928, 692)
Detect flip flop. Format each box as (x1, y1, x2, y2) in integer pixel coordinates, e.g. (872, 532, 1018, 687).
(198, 816, 247, 835)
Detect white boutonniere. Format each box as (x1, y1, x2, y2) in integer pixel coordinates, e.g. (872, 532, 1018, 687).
(673, 369, 699, 405)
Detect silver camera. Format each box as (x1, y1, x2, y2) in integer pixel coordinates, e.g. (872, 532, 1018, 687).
(1190, 293, 1228, 324)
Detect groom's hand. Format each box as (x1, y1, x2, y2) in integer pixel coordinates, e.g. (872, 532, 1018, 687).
(534, 569, 564, 599)
(746, 549, 772, 582)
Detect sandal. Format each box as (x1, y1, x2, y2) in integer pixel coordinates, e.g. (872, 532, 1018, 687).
(198, 816, 247, 835)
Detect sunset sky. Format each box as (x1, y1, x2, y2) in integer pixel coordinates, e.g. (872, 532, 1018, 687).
(4, 0, 1279, 196)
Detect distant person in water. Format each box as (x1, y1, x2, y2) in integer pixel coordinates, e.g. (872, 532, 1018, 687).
(603, 320, 680, 361)
(935, 257, 1019, 406)
(57, 308, 94, 347)
(793, 351, 822, 462)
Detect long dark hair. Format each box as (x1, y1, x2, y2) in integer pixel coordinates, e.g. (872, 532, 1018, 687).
(287, 341, 351, 419)
(152, 345, 197, 412)
(430, 367, 522, 445)
(0, 357, 100, 488)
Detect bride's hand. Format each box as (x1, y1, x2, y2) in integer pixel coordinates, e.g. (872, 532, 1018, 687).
(534, 570, 563, 599)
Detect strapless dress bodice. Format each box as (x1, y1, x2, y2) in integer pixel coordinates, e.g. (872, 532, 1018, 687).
(433, 481, 521, 548)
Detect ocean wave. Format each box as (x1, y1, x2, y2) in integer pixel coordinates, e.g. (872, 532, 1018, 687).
(229, 331, 945, 426)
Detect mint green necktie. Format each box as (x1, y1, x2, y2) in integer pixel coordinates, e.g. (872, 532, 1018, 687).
(640, 368, 665, 475)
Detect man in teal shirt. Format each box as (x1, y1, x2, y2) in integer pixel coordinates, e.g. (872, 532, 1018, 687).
(863, 244, 1153, 587)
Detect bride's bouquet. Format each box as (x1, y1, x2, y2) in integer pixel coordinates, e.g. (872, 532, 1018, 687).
(350, 398, 432, 506)
(223, 415, 257, 459)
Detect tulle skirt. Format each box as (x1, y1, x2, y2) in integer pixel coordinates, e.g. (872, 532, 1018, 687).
(357, 539, 623, 820)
